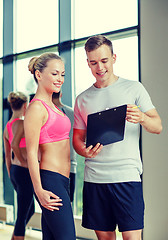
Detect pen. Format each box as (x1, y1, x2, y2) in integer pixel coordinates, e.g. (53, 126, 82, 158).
(132, 105, 141, 109)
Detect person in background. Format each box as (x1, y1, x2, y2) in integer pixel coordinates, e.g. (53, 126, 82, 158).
(52, 91, 77, 204)
(3, 91, 35, 240)
(24, 52, 76, 240)
(73, 35, 162, 240)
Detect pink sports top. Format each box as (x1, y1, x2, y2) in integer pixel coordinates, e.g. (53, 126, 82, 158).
(30, 99, 71, 144)
(6, 118, 26, 148)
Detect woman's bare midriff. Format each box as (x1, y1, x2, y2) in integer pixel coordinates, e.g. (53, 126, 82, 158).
(39, 139, 71, 178)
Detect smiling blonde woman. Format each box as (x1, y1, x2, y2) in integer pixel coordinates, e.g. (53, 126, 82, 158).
(24, 53, 76, 240)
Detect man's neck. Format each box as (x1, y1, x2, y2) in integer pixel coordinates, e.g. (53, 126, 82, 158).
(94, 75, 119, 88)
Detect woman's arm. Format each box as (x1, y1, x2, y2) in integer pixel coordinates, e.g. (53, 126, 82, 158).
(3, 127, 12, 177)
(24, 101, 62, 211)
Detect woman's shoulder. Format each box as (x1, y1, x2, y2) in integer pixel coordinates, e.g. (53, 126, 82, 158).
(28, 99, 46, 112)
(25, 99, 47, 124)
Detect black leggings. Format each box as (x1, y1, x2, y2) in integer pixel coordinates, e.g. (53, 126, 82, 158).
(69, 172, 76, 202)
(37, 169, 76, 240)
(10, 165, 35, 236)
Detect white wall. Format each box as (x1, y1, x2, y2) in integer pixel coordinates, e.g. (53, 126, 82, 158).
(141, 0, 168, 239)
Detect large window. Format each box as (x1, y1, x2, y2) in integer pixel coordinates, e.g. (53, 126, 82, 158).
(2, 1, 139, 238)
(14, 0, 59, 53)
(73, 1, 139, 220)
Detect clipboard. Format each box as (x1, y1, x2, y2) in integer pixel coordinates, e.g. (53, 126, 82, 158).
(86, 104, 127, 147)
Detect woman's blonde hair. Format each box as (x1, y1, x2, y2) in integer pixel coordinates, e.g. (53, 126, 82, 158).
(8, 91, 28, 110)
(28, 52, 62, 83)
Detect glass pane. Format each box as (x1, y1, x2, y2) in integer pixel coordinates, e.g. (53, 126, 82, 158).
(0, 0, 3, 57)
(74, 0, 138, 39)
(74, 36, 138, 97)
(74, 46, 95, 96)
(14, 0, 59, 53)
(112, 36, 139, 81)
(15, 57, 38, 95)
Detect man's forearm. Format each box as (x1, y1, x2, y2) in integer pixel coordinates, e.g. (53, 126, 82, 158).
(140, 112, 162, 134)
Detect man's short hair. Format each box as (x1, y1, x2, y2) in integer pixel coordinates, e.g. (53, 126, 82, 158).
(85, 35, 113, 55)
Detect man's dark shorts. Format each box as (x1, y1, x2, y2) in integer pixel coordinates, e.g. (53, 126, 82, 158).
(82, 181, 145, 232)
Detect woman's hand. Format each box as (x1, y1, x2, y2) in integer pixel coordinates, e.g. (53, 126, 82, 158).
(37, 189, 63, 211)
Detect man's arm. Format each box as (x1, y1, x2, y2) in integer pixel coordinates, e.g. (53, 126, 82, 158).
(73, 128, 103, 158)
(126, 105, 162, 134)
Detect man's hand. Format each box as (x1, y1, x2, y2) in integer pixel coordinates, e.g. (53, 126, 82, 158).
(126, 104, 162, 134)
(73, 129, 103, 157)
(126, 104, 144, 124)
(82, 143, 103, 158)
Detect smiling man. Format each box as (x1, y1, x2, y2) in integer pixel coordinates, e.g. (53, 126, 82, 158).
(73, 35, 162, 240)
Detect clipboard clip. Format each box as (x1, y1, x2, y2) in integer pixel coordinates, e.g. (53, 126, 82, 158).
(106, 107, 116, 111)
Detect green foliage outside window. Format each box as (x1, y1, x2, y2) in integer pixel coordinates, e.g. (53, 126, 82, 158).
(74, 155, 85, 216)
